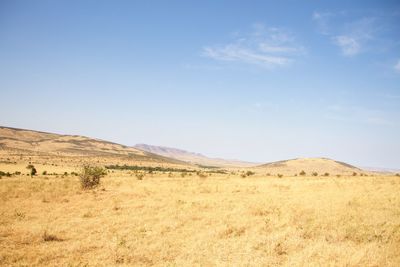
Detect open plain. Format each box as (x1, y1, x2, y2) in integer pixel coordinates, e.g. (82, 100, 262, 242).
(1, 168, 399, 266)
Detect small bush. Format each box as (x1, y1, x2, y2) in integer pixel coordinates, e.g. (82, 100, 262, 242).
(396, 173, 400, 177)
(352, 172, 357, 176)
(42, 171, 47, 175)
(197, 171, 207, 178)
(323, 172, 329, 176)
(245, 171, 255, 176)
(136, 173, 144, 180)
(79, 165, 107, 189)
(299, 170, 306, 176)
(277, 174, 283, 178)
(312, 172, 318, 176)
(42, 231, 62, 242)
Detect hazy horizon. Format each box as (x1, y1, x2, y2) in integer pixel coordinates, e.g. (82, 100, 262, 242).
(1, 0, 400, 169)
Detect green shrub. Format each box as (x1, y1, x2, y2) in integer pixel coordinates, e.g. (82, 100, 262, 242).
(245, 171, 255, 176)
(79, 165, 107, 189)
(26, 164, 37, 177)
(323, 172, 329, 176)
(312, 172, 318, 176)
(277, 174, 283, 178)
(0, 171, 11, 177)
(42, 171, 47, 175)
(299, 170, 306, 176)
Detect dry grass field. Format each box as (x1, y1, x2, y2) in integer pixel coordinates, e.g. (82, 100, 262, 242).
(1, 171, 399, 266)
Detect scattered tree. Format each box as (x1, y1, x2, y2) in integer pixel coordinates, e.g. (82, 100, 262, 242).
(26, 164, 37, 177)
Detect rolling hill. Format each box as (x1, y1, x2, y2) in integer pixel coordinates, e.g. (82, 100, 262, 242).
(0, 126, 185, 165)
(257, 157, 362, 175)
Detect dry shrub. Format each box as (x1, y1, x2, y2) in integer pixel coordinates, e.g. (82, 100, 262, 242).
(136, 173, 145, 180)
(42, 231, 63, 242)
(79, 165, 107, 189)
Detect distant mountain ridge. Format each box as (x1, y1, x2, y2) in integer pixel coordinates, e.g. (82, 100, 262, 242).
(134, 144, 258, 167)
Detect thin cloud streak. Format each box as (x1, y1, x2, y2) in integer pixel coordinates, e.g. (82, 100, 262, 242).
(203, 24, 304, 68)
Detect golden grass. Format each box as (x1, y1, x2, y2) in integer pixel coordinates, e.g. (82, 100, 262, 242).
(1, 173, 399, 266)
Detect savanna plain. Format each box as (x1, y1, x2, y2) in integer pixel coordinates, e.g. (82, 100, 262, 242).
(1, 169, 400, 266)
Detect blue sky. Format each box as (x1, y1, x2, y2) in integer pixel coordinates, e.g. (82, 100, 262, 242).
(1, 0, 400, 168)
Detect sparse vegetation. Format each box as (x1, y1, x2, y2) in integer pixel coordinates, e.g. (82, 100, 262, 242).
(312, 172, 318, 176)
(0, 163, 399, 266)
(105, 164, 227, 174)
(79, 165, 107, 189)
(299, 170, 306, 176)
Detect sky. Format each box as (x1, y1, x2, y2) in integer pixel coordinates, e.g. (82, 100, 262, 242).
(0, 0, 400, 168)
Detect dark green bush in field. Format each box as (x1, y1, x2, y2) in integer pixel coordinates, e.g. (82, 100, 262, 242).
(245, 171, 255, 176)
(79, 165, 107, 189)
(26, 164, 37, 177)
(0, 171, 11, 177)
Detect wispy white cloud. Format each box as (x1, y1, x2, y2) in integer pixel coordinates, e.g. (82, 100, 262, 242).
(395, 59, 400, 73)
(312, 11, 334, 35)
(313, 12, 378, 57)
(333, 35, 361, 56)
(203, 24, 304, 69)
